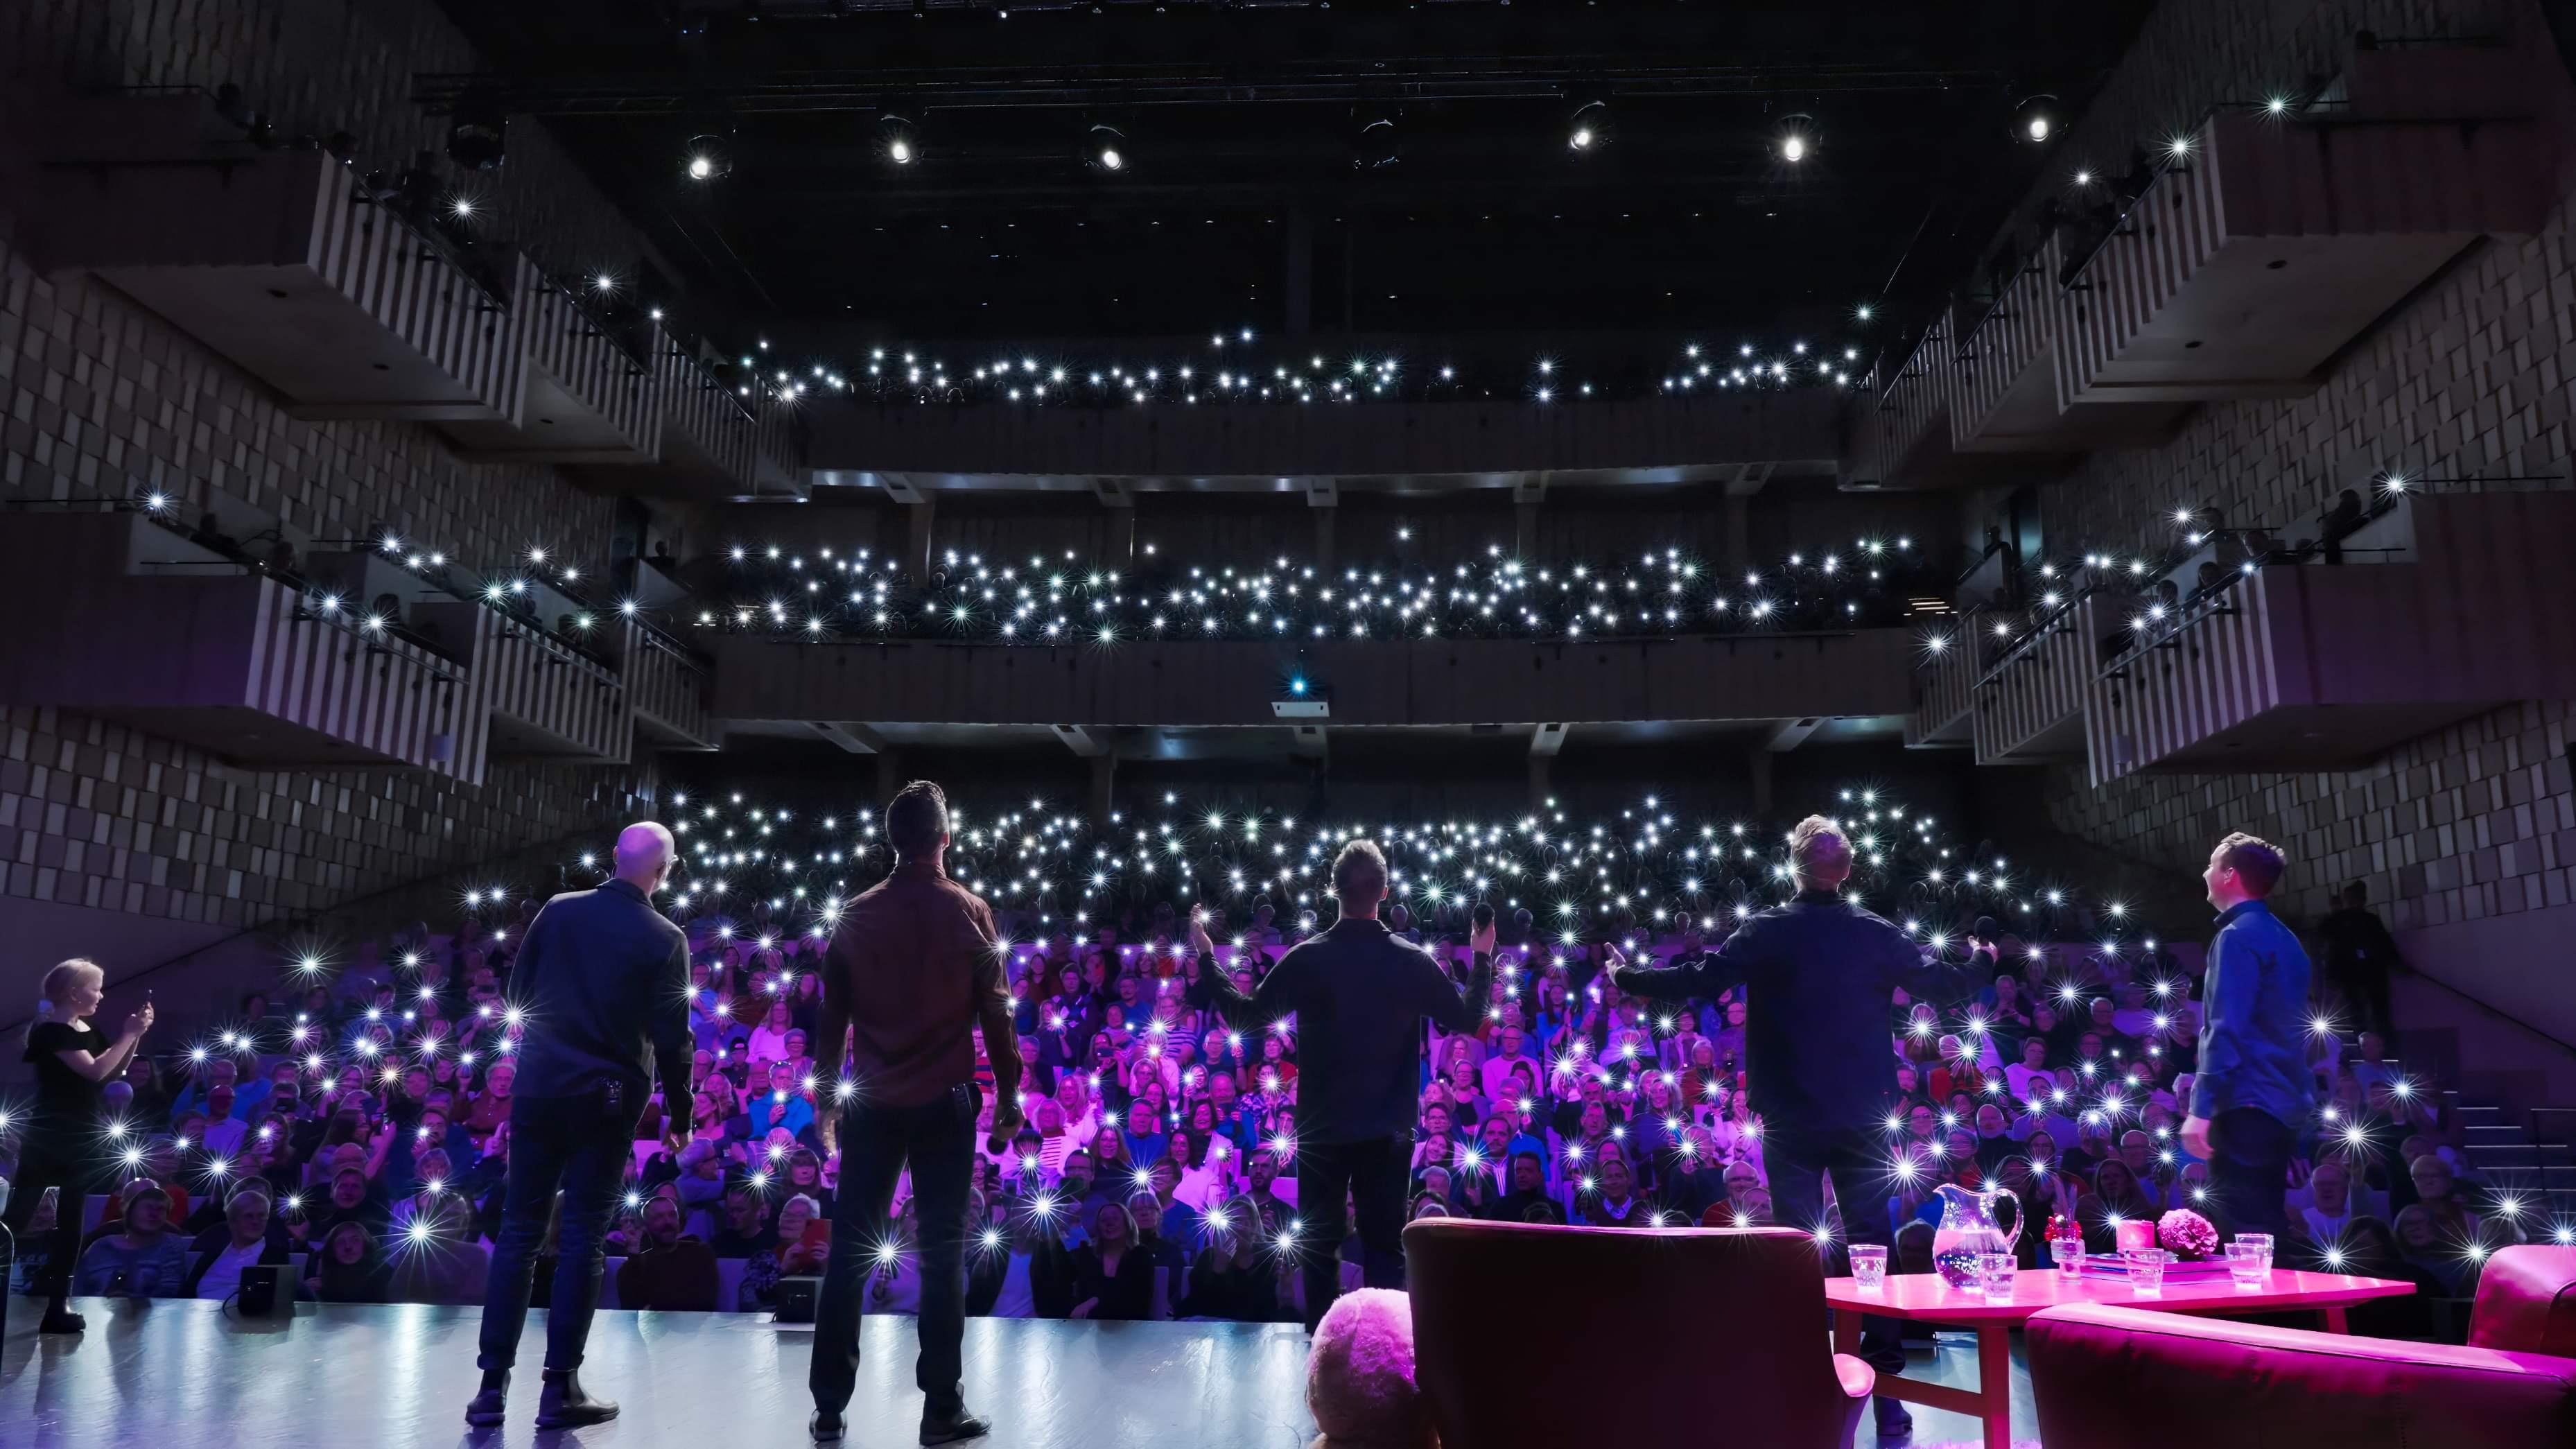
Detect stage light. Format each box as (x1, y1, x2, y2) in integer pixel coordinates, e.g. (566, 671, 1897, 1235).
(878, 114, 919, 166)
(1352, 110, 1400, 169)
(444, 98, 508, 172)
(683, 135, 732, 181)
(2012, 94, 2060, 144)
(1086, 125, 1129, 173)
(1565, 100, 1612, 153)
(1777, 114, 1818, 163)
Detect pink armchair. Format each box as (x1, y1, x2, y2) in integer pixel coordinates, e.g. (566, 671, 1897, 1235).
(2026, 1245, 2576, 1448)
(1403, 1221, 1871, 1448)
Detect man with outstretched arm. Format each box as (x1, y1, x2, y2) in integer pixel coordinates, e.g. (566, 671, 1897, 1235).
(1605, 815, 1978, 1444)
(808, 781, 1024, 1446)
(1185, 839, 1493, 1330)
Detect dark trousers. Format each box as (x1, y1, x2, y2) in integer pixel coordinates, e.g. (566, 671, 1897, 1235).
(812, 1084, 977, 1418)
(1, 1134, 94, 1313)
(478, 1091, 637, 1373)
(1766, 1127, 1905, 1391)
(1291, 1136, 1408, 1332)
(2207, 1107, 2294, 1236)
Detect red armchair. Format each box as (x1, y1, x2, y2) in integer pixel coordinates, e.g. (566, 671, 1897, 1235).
(1403, 1221, 1871, 1448)
(2026, 1245, 2576, 1448)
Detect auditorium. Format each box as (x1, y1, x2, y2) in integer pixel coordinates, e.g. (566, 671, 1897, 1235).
(1, 3, 2573, 1447)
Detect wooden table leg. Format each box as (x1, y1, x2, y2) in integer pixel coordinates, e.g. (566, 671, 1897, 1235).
(2324, 1306, 2349, 1334)
(1834, 1306, 1860, 1355)
(1978, 1324, 2014, 1449)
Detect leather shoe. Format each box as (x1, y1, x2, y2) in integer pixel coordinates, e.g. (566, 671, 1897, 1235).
(919, 1407, 991, 1445)
(36, 1307, 87, 1335)
(1873, 1397, 1915, 1441)
(810, 1409, 845, 1443)
(535, 1370, 619, 1430)
(464, 1369, 510, 1428)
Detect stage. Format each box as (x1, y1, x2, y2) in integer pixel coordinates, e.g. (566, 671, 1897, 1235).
(0, 1299, 2038, 1447)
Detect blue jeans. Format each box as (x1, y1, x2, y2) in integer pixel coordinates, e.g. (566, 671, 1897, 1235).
(812, 1084, 978, 1416)
(478, 1091, 637, 1372)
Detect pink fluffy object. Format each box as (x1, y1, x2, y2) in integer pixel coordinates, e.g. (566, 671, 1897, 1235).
(1305, 1287, 1437, 1449)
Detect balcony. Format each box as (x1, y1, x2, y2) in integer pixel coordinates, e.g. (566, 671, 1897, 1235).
(1969, 594, 2102, 765)
(2084, 487, 2576, 787)
(33, 96, 523, 426)
(652, 340, 767, 498)
(2051, 58, 2555, 410)
(709, 629, 1916, 731)
(1904, 623, 1977, 748)
(444, 259, 663, 465)
(0, 512, 470, 774)
(415, 602, 632, 780)
(620, 618, 718, 750)
(1843, 318, 1958, 491)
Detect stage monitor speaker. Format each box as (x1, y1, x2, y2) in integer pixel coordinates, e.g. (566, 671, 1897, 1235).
(237, 1265, 289, 1317)
(772, 1276, 820, 1324)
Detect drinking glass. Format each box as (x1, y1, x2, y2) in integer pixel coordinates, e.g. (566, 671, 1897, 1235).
(2123, 1248, 2170, 1294)
(2225, 1241, 2268, 1287)
(2051, 1234, 2087, 1278)
(1849, 1244, 1889, 1291)
(1979, 1251, 2017, 1303)
(2234, 1232, 2275, 1274)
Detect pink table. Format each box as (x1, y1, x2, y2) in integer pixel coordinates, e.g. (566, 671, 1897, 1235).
(1825, 1268, 2417, 1449)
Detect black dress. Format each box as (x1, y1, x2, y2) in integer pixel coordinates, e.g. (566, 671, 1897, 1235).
(6, 1021, 110, 1301)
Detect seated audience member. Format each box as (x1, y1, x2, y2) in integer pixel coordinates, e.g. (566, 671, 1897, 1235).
(388, 1195, 490, 1305)
(1177, 1196, 1283, 1322)
(1069, 1201, 1155, 1321)
(970, 1204, 1077, 1320)
(616, 1193, 722, 1312)
(745, 1192, 832, 1311)
(710, 1183, 779, 1258)
(2296, 1159, 2363, 1248)
(307, 1220, 392, 1303)
(73, 1185, 190, 1297)
(185, 1182, 290, 1301)
(1571, 1154, 1655, 1227)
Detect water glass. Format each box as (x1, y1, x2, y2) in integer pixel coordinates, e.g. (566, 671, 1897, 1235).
(2051, 1235, 2087, 1278)
(1849, 1244, 1889, 1291)
(2234, 1232, 2275, 1274)
(2225, 1240, 2269, 1287)
(2124, 1248, 2171, 1295)
(1979, 1251, 2018, 1303)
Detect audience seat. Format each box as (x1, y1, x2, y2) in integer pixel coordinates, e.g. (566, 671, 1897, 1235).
(2026, 1245, 2576, 1448)
(1404, 1221, 1870, 1448)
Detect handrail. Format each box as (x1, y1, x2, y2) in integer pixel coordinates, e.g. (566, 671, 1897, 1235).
(661, 336, 759, 427)
(530, 263, 655, 379)
(2400, 960, 2576, 1057)
(1976, 580, 2105, 684)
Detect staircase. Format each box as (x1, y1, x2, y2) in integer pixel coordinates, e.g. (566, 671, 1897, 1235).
(2347, 1033, 2576, 1235)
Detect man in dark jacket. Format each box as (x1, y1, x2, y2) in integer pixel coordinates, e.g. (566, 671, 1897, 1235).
(1187, 840, 1492, 1330)
(2318, 880, 2403, 1039)
(810, 781, 1024, 1446)
(182, 1181, 292, 1300)
(468, 822, 693, 1432)
(1609, 815, 1976, 1442)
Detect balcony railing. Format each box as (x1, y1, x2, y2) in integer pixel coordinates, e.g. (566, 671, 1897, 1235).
(445, 258, 664, 465)
(621, 618, 717, 749)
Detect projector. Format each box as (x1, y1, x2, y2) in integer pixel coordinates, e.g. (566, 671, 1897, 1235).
(1272, 699, 1330, 719)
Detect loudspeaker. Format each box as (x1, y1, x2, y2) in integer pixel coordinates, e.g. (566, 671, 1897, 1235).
(772, 1276, 821, 1324)
(238, 1264, 288, 1317)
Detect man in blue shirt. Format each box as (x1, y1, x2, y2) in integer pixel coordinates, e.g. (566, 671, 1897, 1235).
(2179, 832, 2315, 1237)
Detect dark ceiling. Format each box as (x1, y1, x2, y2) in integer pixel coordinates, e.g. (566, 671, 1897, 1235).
(427, 1, 2153, 356)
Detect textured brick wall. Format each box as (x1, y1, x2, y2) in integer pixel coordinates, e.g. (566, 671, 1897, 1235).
(0, 0, 663, 945)
(2017, 0, 2576, 937)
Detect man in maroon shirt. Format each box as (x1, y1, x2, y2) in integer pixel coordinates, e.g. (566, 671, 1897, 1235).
(808, 781, 1022, 1446)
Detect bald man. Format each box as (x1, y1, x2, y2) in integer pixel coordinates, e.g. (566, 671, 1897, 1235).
(468, 822, 692, 1430)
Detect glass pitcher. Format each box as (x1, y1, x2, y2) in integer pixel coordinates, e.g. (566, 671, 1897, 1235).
(1931, 1181, 2024, 1289)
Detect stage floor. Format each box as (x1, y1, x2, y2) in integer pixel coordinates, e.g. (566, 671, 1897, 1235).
(0, 1299, 2038, 1448)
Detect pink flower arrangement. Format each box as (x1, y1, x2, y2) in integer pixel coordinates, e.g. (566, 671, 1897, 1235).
(2157, 1208, 2219, 1260)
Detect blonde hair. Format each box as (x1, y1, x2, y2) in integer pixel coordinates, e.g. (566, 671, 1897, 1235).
(28, 958, 105, 1043)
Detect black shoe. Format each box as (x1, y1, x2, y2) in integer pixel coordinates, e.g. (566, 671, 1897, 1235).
(35, 1307, 87, 1335)
(464, 1369, 510, 1429)
(535, 1370, 619, 1430)
(919, 1407, 991, 1446)
(1872, 1398, 1914, 1441)
(810, 1409, 845, 1443)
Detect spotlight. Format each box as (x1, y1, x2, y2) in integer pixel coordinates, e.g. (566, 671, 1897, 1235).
(444, 98, 508, 172)
(1566, 100, 1613, 153)
(1352, 109, 1400, 169)
(1086, 124, 1129, 174)
(1777, 114, 1818, 164)
(2012, 94, 2060, 144)
(877, 114, 919, 166)
(683, 135, 732, 182)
